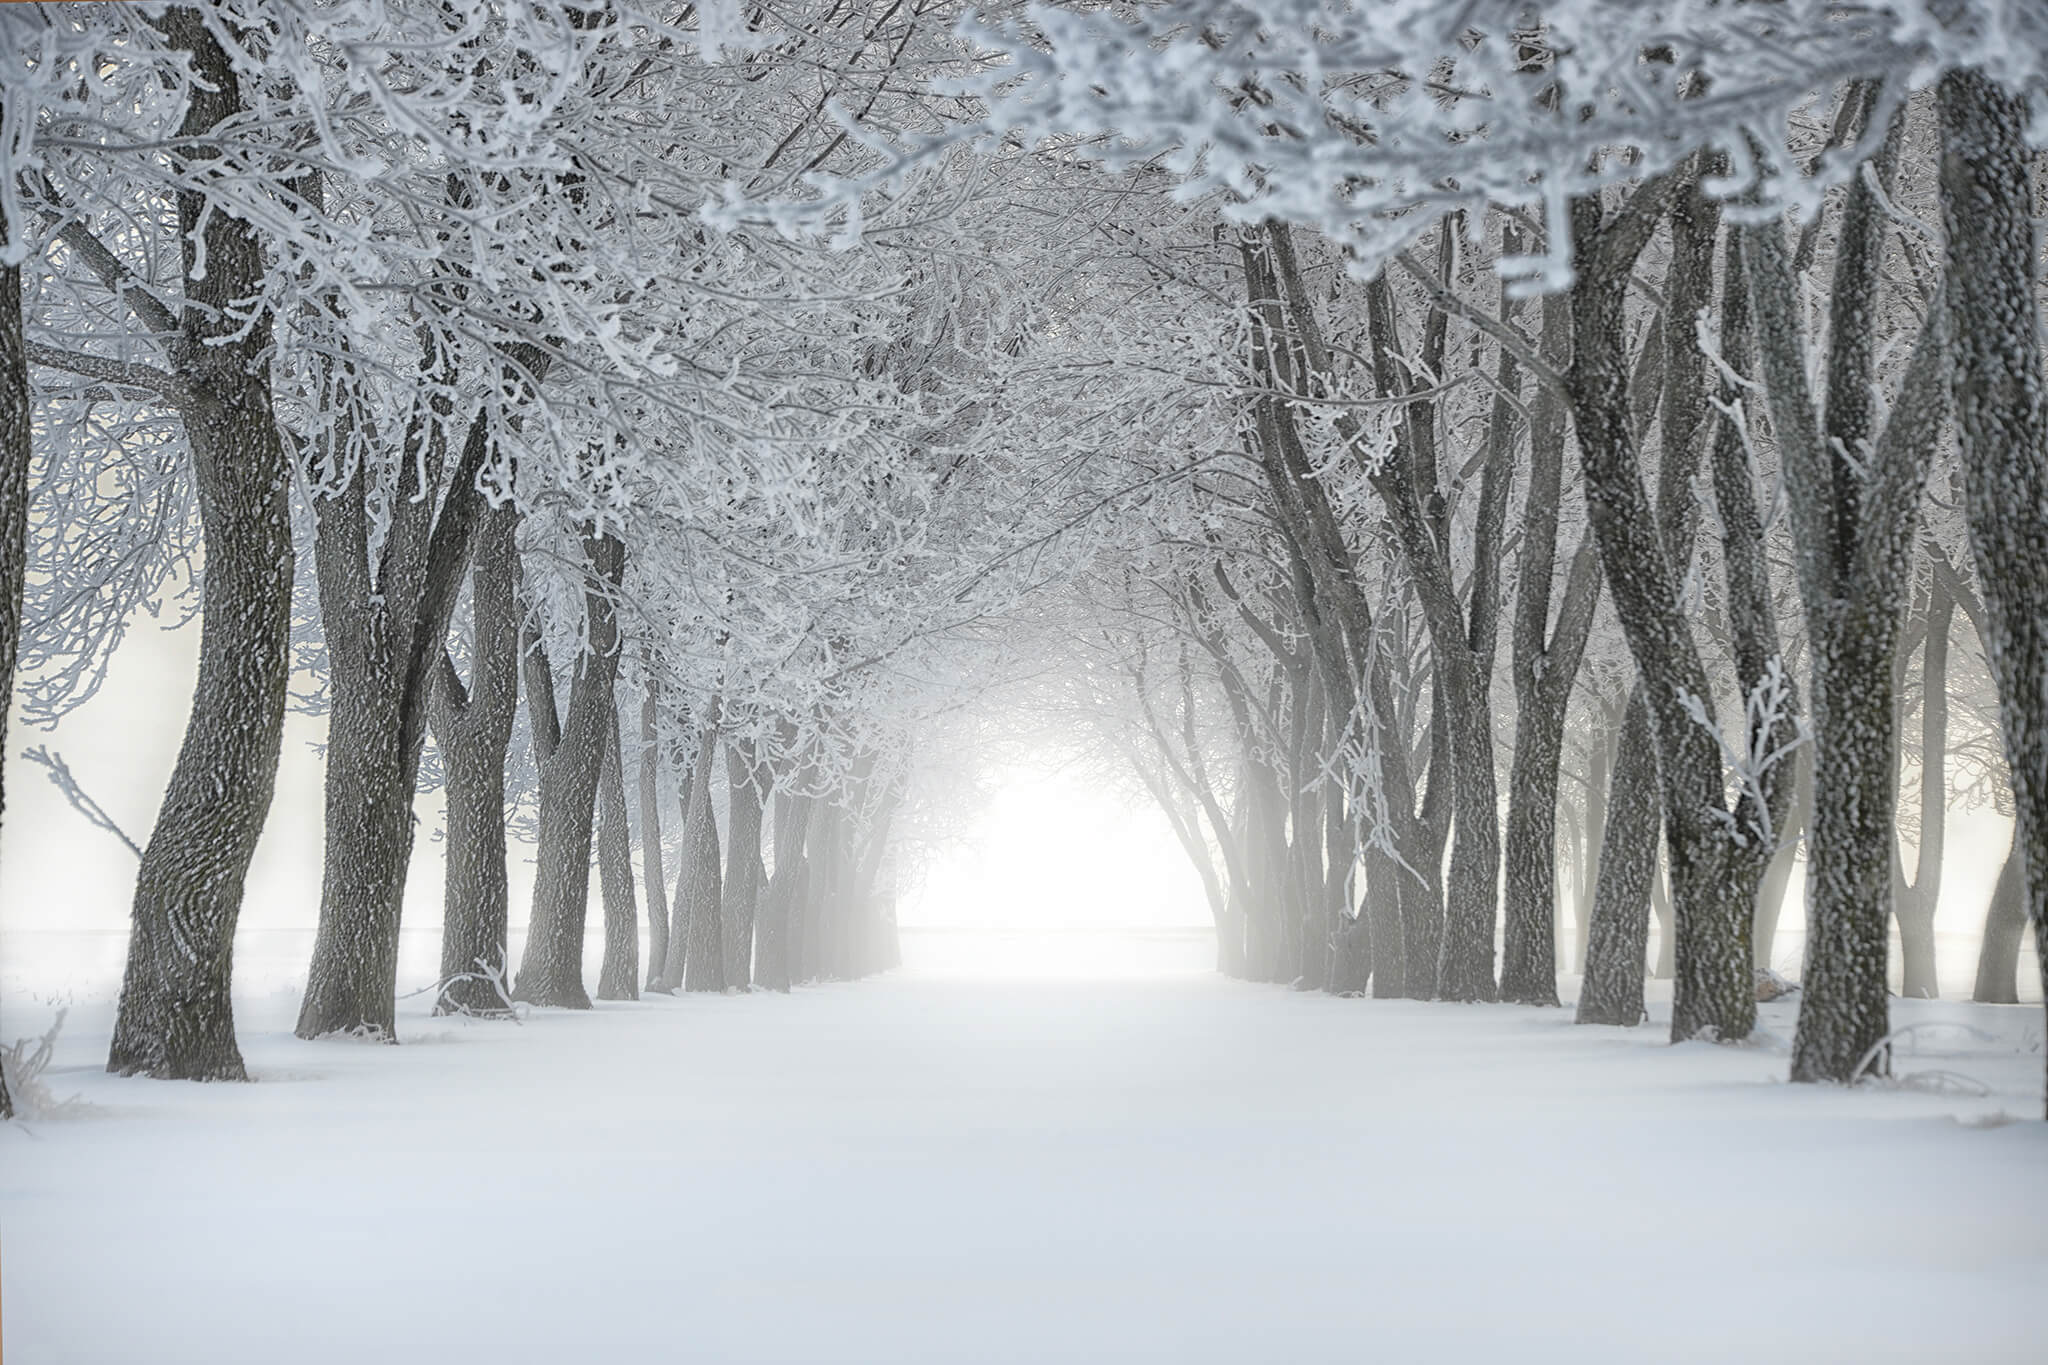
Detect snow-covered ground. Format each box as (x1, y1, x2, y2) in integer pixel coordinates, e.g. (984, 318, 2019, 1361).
(3, 934, 2044, 1363)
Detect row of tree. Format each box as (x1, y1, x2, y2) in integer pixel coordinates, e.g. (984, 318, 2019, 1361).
(2, 1, 2046, 1120)
(0, 1, 1035, 1113)
(851, 2, 2044, 1105)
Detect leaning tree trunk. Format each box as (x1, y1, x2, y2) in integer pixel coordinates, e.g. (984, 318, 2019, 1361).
(594, 702, 639, 1001)
(513, 532, 626, 1009)
(1566, 173, 1793, 1047)
(1939, 70, 2048, 1113)
(0, 206, 27, 1117)
(1576, 689, 1661, 1026)
(1973, 842, 2026, 1005)
(637, 686, 669, 990)
(722, 740, 765, 989)
(109, 12, 293, 1080)
(428, 499, 519, 1018)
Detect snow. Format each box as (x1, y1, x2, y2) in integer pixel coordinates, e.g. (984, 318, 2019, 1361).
(4, 932, 2044, 1364)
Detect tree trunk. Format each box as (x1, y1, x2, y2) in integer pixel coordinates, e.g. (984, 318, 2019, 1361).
(427, 501, 519, 1018)
(1500, 277, 1599, 1006)
(594, 701, 639, 1001)
(513, 533, 625, 1009)
(1576, 689, 1659, 1026)
(1940, 72, 2048, 1113)
(1895, 582, 1953, 1000)
(1566, 175, 1791, 1047)
(722, 740, 765, 989)
(1364, 841, 1406, 998)
(1577, 714, 1616, 972)
(754, 788, 811, 993)
(1973, 841, 2026, 1005)
(110, 12, 292, 1080)
(0, 207, 28, 1117)
(1744, 102, 1943, 1081)
(432, 675, 514, 1016)
(637, 687, 669, 990)
(658, 724, 722, 993)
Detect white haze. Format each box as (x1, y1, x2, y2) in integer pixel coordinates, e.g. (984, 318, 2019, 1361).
(1, 609, 2031, 1003)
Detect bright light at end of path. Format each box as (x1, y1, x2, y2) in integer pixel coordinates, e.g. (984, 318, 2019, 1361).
(899, 767, 1213, 978)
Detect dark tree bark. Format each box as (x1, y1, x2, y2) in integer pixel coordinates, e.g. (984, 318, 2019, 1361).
(1938, 71, 2048, 1111)
(1350, 246, 1507, 1004)
(512, 532, 626, 1009)
(1973, 842, 2026, 1005)
(1564, 169, 1795, 1046)
(1232, 230, 1432, 999)
(0, 189, 27, 1118)
(594, 701, 639, 1000)
(293, 244, 547, 1039)
(1576, 688, 1661, 1026)
(428, 500, 520, 1018)
(637, 686, 669, 989)
(109, 12, 295, 1079)
(1746, 107, 1945, 1082)
(722, 740, 765, 989)
(1501, 288, 1603, 1005)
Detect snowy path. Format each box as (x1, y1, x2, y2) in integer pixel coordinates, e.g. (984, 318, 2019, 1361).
(5, 969, 2045, 1363)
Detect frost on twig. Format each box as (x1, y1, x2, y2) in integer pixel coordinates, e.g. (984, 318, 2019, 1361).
(2, 1008, 85, 1119)
(1674, 655, 1807, 853)
(1850, 1021, 2002, 1092)
(19, 746, 143, 859)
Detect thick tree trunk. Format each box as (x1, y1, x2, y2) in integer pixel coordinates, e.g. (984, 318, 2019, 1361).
(723, 740, 765, 989)
(299, 668, 411, 1039)
(110, 13, 292, 1080)
(1566, 175, 1790, 1047)
(432, 685, 514, 1016)
(513, 533, 626, 1009)
(0, 216, 28, 1117)
(594, 703, 639, 1001)
(1940, 72, 2048, 1113)
(1576, 689, 1661, 1026)
(1745, 105, 1942, 1081)
(1973, 842, 2025, 1005)
(637, 688, 669, 989)
(427, 501, 519, 1018)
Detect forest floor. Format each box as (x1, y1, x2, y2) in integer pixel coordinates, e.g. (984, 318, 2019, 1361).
(3, 941, 2045, 1363)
